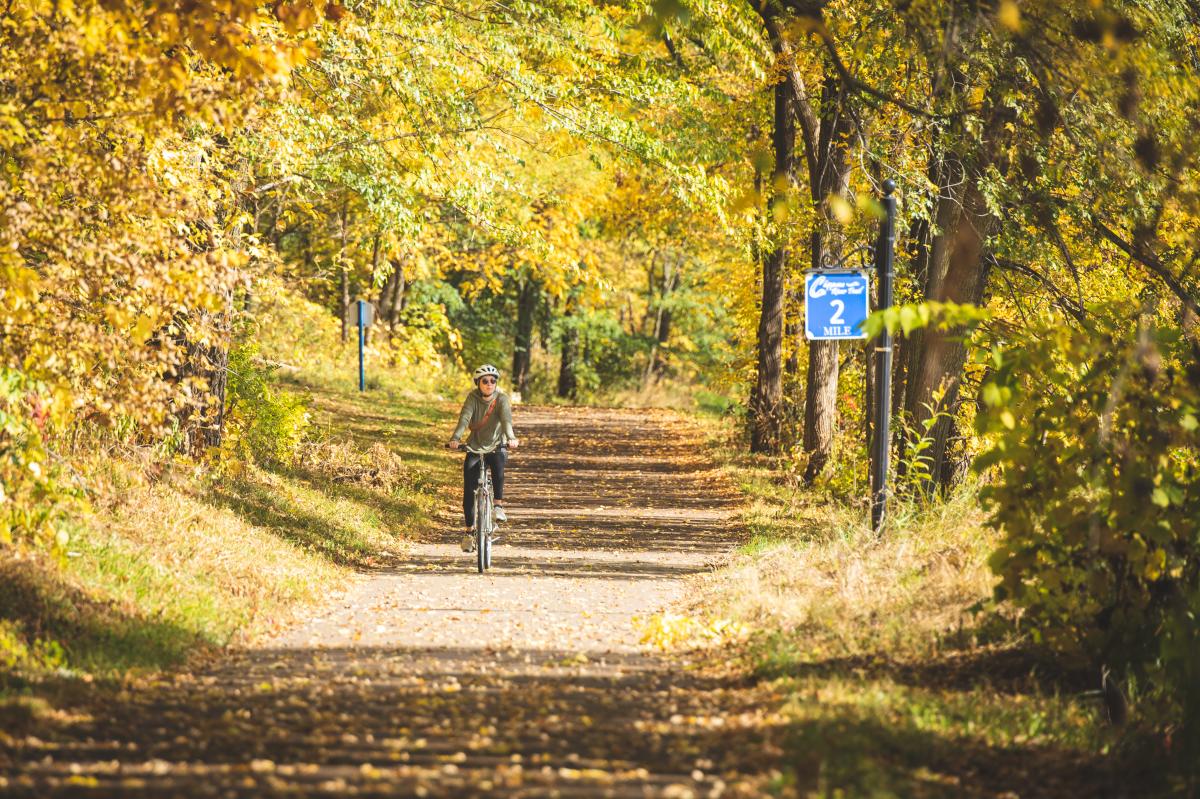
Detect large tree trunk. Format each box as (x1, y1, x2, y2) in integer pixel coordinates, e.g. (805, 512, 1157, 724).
(512, 277, 537, 397)
(759, 7, 856, 477)
(903, 176, 996, 487)
(749, 80, 795, 454)
(802, 75, 853, 483)
(892, 156, 939, 421)
(802, 340, 839, 478)
(899, 152, 959, 442)
(902, 85, 1015, 489)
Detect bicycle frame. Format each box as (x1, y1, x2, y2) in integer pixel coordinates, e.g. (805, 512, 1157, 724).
(462, 445, 495, 572)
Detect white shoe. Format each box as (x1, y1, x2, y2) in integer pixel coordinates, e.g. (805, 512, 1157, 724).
(493, 505, 507, 523)
(460, 534, 475, 552)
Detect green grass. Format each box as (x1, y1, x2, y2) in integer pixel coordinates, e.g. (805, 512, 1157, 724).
(1, 363, 455, 692)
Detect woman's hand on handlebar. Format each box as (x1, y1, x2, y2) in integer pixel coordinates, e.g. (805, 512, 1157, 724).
(508, 438, 520, 450)
(446, 440, 461, 450)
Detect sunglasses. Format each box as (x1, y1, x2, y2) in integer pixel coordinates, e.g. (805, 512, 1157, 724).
(479, 377, 497, 385)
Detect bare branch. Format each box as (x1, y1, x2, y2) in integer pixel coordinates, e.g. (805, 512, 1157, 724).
(1094, 220, 1200, 318)
(993, 257, 1086, 323)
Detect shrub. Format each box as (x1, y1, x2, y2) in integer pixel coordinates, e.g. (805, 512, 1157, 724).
(0, 368, 78, 551)
(221, 344, 311, 467)
(0, 619, 64, 676)
(977, 312, 1200, 754)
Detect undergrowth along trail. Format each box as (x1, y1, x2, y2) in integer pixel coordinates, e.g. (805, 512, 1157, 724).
(684, 437, 1165, 798)
(0, 368, 451, 686)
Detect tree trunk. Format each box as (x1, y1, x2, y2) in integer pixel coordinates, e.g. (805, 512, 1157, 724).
(340, 268, 350, 344)
(512, 277, 537, 397)
(892, 187, 935, 420)
(641, 254, 659, 336)
(557, 317, 578, 400)
(864, 281, 877, 449)
(784, 279, 802, 379)
(643, 259, 677, 388)
(903, 177, 996, 488)
(377, 269, 398, 326)
(760, 8, 856, 477)
(387, 258, 406, 330)
(183, 294, 233, 456)
(802, 74, 853, 483)
(749, 80, 795, 454)
(363, 234, 382, 346)
(338, 201, 351, 344)
(900, 153, 959, 449)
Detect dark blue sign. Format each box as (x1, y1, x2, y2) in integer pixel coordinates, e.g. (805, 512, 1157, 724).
(805, 271, 870, 340)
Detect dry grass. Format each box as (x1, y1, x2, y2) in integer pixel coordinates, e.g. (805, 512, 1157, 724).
(297, 439, 410, 493)
(0, 453, 349, 681)
(691, 487, 996, 659)
(87, 460, 345, 636)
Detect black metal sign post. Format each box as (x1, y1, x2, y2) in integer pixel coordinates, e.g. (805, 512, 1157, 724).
(870, 180, 897, 531)
(357, 299, 367, 392)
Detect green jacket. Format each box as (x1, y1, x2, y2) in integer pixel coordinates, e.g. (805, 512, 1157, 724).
(450, 389, 516, 453)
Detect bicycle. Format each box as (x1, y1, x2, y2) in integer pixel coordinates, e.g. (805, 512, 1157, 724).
(460, 444, 498, 573)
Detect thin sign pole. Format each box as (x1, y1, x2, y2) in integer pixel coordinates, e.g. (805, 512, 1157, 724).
(871, 180, 897, 531)
(357, 299, 366, 392)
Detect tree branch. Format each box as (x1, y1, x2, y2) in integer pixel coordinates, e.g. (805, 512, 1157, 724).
(815, 33, 939, 120)
(759, 12, 819, 180)
(1094, 220, 1200, 318)
(993, 257, 1086, 323)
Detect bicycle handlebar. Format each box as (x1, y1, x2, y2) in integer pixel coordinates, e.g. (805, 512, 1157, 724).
(448, 443, 508, 455)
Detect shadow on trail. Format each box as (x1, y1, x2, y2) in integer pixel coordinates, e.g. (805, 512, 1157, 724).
(2, 645, 775, 797)
(781, 711, 1139, 799)
(1, 643, 1137, 798)
(412, 516, 744, 555)
(383, 553, 708, 580)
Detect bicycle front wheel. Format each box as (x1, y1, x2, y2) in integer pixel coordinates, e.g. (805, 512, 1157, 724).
(476, 487, 491, 574)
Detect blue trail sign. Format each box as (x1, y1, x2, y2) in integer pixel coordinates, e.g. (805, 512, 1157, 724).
(345, 299, 376, 391)
(804, 270, 870, 340)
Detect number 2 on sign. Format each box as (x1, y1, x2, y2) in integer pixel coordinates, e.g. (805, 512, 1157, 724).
(830, 300, 845, 325)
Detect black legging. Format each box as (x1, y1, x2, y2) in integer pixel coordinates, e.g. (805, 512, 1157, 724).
(463, 448, 506, 528)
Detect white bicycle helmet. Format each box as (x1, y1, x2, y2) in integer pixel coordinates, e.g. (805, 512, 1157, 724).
(473, 363, 500, 384)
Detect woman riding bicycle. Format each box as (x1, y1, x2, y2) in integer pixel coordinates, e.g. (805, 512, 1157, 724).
(447, 364, 519, 549)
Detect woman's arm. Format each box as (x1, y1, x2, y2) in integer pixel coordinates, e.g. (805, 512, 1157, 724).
(449, 396, 473, 443)
(501, 394, 518, 447)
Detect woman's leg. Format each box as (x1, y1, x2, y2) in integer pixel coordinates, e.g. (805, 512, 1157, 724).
(487, 448, 507, 502)
(462, 453, 481, 528)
